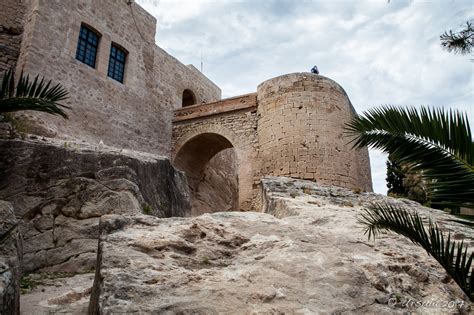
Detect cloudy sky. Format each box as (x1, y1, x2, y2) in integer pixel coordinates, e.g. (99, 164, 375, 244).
(136, 0, 473, 194)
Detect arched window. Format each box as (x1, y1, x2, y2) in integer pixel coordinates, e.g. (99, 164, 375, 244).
(182, 89, 196, 107)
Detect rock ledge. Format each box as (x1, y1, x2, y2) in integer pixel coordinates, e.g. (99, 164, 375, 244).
(89, 177, 472, 314)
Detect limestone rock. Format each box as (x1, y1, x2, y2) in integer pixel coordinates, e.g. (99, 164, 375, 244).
(0, 201, 22, 315)
(192, 148, 239, 215)
(0, 139, 191, 272)
(89, 177, 472, 314)
(19, 272, 94, 314)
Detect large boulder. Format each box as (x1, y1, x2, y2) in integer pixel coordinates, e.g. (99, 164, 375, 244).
(89, 177, 472, 314)
(0, 201, 22, 315)
(0, 139, 191, 272)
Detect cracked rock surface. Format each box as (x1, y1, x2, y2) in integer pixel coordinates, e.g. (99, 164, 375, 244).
(89, 177, 472, 314)
(19, 272, 94, 315)
(0, 201, 22, 315)
(0, 139, 191, 273)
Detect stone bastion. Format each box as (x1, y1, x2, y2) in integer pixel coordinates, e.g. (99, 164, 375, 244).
(256, 73, 372, 191)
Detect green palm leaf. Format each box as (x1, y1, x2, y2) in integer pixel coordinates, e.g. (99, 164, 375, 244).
(0, 67, 69, 118)
(359, 203, 473, 300)
(345, 105, 474, 208)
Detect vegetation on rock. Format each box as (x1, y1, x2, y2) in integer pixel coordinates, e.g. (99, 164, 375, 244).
(141, 203, 152, 215)
(347, 105, 473, 300)
(359, 203, 473, 300)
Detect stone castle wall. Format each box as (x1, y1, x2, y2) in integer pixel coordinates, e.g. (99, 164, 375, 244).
(6, 0, 220, 156)
(172, 76, 373, 214)
(257, 73, 372, 191)
(172, 94, 259, 211)
(0, 0, 26, 72)
(1, 1, 373, 214)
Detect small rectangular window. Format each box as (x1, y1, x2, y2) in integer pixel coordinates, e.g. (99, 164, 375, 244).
(107, 44, 127, 83)
(75, 25, 99, 68)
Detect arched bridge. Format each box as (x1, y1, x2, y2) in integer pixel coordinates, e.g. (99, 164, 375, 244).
(172, 93, 259, 213)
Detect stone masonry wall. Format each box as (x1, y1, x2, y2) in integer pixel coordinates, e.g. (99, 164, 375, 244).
(173, 101, 259, 211)
(256, 73, 372, 192)
(172, 78, 373, 214)
(12, 0, 220, 157)
(0, 0, 26, 72)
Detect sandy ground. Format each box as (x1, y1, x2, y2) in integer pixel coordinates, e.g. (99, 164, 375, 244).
(20, 273, 94, 314)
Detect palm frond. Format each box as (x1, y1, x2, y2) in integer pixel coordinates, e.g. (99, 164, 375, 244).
(345, 105, 474, 207)
(0, 67, 69, 118)
(359, 203, 473, 300)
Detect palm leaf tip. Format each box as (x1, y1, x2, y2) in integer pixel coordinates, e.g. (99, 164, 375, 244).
(0, 67, 70, 119)
(359, 203, 473, 301)
(345, 105, 474, 208)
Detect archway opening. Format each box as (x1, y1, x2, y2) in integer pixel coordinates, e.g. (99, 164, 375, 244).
(182, 89, 196, 107)
(174, 133, 239, 216)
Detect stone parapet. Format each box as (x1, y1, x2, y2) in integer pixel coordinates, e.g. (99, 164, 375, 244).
(174, 93, 257, 122)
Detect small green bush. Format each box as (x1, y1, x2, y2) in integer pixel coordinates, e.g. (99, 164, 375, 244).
(200, 257, 210, 265)
(142, 203, 152, 215)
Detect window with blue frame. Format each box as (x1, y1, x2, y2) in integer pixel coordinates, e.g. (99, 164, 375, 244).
(75, 25, 99, 68)
(108, 44, 127, 83)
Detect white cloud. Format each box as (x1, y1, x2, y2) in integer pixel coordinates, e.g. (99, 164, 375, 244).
(370, 150, 389, 195)
(136, 0, 474, 194)
(137, 0, 216, 27)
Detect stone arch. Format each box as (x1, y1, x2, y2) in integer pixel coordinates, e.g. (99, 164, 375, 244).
(173, 125, 253, 214)
(182, 89, 197, 107)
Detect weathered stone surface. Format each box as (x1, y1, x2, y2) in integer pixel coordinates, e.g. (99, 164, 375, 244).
(0, 201, 22, 315)
(0, 0, 25, 72)
(20, 272, 94, 315)
(89, 177, 472, 314)
(0, 138, 191, 272)
(192, 148, 239, 216)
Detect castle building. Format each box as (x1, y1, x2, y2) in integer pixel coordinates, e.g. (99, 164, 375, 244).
(1, 0, 372, 213)
(1, 0, 221, 155)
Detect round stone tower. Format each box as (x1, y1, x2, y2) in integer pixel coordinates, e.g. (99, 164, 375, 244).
(256, 73, 372, 191)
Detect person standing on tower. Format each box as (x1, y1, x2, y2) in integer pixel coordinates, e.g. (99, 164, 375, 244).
(311, 65, 319, 74)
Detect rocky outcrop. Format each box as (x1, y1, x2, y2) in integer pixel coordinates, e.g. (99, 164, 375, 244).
(0, 139, 191, 272)
(0, 201, 22, 315)
(20, 272, 93, 314)
(192, 148, 239, 215)
(89, 177, 472, 314)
